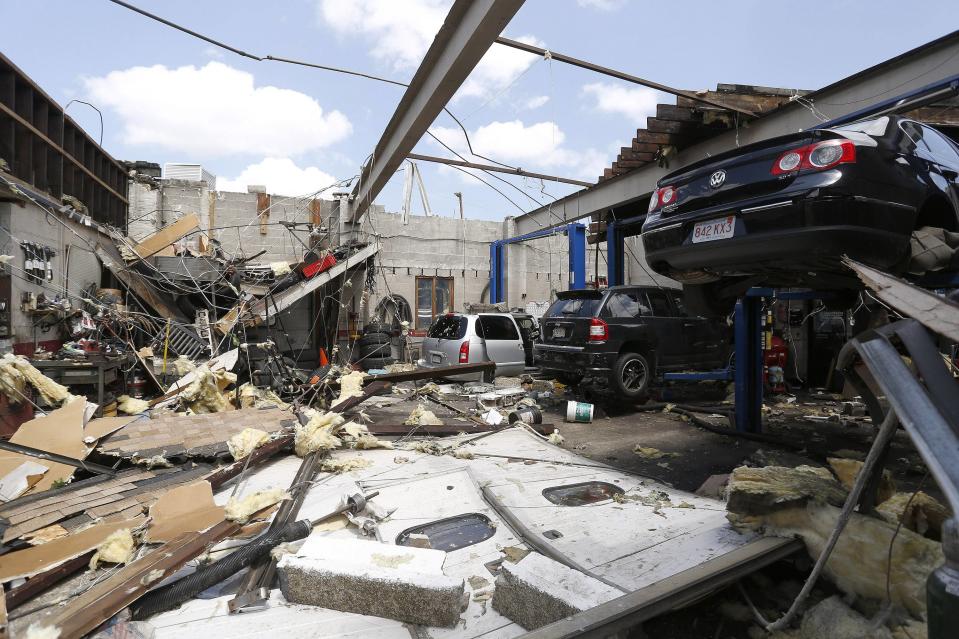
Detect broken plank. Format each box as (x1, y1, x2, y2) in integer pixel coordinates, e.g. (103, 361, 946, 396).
(132, 213, 199, 259)
(95, 242, 189, 323)
(329, 380, 391, 412)
(367, 423, 556, 436)
(365, 361, 493, 383)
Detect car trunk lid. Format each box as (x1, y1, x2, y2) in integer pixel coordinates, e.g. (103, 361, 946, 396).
(540, 290, 604, 346)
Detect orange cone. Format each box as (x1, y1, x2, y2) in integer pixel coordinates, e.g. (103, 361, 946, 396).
(319, 348, 329, 367)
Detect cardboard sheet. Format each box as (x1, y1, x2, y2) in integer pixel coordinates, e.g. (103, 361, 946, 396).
(145, 480, 225, 543)
(0, 518, 142, 583)
(84, 415, 139, 443)
(0, 397, 88, 497)
(0, 461, 47, 501)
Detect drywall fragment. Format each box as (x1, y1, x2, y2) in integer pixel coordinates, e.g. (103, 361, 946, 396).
(89, 528, 135, 569)
(277, 536, 466, 627)
(725, 465, 847, 519)
(876, 491, 951, 540)
(492, 552, 621, 630)
(828, 457, 895, 503)
(320, 457, 373, 474)
(145, 480, 225, 543)
(404, 404, 443, 426)
(227, 428, 270, 460)
(547, 429, 564, 446)
(270, 261, 291, 276)
(0, 461, 47, 501)
(225, 489, 288, 523)
(294, 411, 345, 456)
(800, 595, 892, 639)
(117, 395, 150, 415)
(337, 370, 368, 403)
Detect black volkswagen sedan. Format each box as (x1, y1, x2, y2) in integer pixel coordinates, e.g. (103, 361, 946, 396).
(641, 115, 959, 314)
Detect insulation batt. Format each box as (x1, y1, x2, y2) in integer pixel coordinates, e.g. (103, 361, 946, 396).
(0, 353, 72, 406)
(117, 394, 150, 415)
(237, 383, 288, 410)
(404, 404, 443, 426)
(336, 371, 368, 403)
(548, 430, 564, 446)
(225, 489, 289, 523)
(294, 411, 345, 456)
(227, 428, 270, 460)
(180, 365, 235, 414)
(320, 457, 373, 473)
(89, 528, 135, 569)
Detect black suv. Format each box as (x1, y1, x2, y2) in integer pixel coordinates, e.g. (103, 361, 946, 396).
(534, 286, 730, 398)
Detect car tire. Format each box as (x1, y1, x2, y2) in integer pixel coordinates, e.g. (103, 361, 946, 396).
(362, 355, 395, 370)
(364, 322, 392, 335)
(359, 333, 390, 346)
(360, 342, 391, 358)
(611, 352, 651, 399)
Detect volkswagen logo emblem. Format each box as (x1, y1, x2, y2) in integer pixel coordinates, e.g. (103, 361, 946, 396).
(709, 170, 726, 189)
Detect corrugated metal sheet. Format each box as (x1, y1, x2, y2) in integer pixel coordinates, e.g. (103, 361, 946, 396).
(161, 163, 217, 189)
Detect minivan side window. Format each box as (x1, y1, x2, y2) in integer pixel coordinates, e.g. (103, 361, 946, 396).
(603, 292, 650, 318)
(478, 315, 519, 340)
(646, 290, 673, 317)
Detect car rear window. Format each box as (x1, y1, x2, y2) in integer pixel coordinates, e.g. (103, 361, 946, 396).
(477, 315, 519, 340)
(544, 297, 602, 318)
(427, 315, 467, 340)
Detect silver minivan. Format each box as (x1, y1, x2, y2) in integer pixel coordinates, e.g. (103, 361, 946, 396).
(419, 313, 527, 381)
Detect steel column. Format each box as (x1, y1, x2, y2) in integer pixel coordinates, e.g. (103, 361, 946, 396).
(489, 241, 504, 304)
(567, 223, 586, 290)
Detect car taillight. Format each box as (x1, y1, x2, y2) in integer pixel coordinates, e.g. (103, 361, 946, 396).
(458, 340, 470, 363)
(771, 139, 855, 175)
(647, 185, 677, 213)
(588, 318, 608, 342)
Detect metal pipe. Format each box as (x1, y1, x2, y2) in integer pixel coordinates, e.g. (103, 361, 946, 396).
(408, 153, 592, 187)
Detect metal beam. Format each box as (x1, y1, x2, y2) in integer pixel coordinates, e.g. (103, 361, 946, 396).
(350, 0, 525, 221)
(495, 36, 757, 117)
(407, 152, 592, 187)
(514, 31, 959, 235)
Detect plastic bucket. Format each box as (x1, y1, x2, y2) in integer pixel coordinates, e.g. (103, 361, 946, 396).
(565, 400, 594, 423)
(508, 407, 542, 425)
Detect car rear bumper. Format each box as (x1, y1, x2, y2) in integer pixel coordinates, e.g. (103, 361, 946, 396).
(534, 344, 613, 374)
(642, 194, 914, 275)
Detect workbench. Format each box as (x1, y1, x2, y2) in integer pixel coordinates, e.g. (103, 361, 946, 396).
(30, 356, 131, 415)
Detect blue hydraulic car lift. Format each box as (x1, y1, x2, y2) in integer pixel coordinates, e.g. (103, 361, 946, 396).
(489, 222, 587, 304)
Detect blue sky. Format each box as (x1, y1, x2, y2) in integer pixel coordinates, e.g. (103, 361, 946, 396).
(2, 0, 955, 220)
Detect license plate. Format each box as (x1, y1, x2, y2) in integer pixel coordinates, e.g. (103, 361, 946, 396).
(553, 327, 566, 338)
(430, 353, 442, 364)
(692, 215, 736, 243)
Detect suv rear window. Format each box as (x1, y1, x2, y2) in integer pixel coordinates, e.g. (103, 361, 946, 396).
(545, 297, 602, 318)
(477, 315, 519, 340)
(427, 315, 467, 340)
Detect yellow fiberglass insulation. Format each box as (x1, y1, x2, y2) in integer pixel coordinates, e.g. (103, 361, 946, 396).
(237, 383, 289, 410)
(0, 353, 73, 406)
(320, 457, 373, 473)
(180, 365, 236, 414)
(354, 434, 393, 450)
(404, 404, 443, 426)
(548, 430, 565, 446)
(225, 489, 289, 523)
(172, 356, 196, 376)
(89, 528, 135, 569)
(117, 394, 150, 415)
(294, 411, 345, 456)
(336, 370, 368, 403)
(228, 428, 270, 460)
(338, 420, 392, 450)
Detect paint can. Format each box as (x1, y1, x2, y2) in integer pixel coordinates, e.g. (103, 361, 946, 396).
(565, 400, 594, 423)
(508, 406, 542, 425)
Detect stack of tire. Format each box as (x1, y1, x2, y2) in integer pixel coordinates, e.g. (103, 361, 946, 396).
(358, 322, 395, 371)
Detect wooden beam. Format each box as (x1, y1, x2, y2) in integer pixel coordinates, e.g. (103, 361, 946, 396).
(0, 100, 128, 204)
(132, 213, 199, 259)
(95, 242, 188, 322)
(257, 192, 270, 235)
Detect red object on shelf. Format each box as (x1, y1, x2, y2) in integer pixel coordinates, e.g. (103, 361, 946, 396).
(301, 254, 337, 279)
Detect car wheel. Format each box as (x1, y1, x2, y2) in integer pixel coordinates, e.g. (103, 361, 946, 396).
(611, 352, 651, 399)
(360, 342, 391, 358)
(362, 355, 395, 371)
(359, 333, 390, 346)
(364, 322, 392, 335)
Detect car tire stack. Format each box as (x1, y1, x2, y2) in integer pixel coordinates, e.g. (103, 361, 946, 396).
(359, 323, 395, 370)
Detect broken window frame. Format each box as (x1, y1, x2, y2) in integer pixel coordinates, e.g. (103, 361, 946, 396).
(541, 481, 625, 506)
(415, 276, 454, 331)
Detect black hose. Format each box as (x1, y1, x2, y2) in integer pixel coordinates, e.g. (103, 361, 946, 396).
(130, 519, 312, 620)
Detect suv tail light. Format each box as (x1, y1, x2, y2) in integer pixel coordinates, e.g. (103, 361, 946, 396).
(647, 185, 677, 213)
(458, 340, 470, 363)
(588, 318, 608, 342)
(772, 139, 856, 175)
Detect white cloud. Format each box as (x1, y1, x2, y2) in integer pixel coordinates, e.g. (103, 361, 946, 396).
(317, 0, 540, 100)
(429, 119, 605, 181)
(577, 0, 627, 10)
(524, 95, 550, 110)
(217, 158, 341, 196)
(582, 82, 659, 125)
(84, 62, 351, 157)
